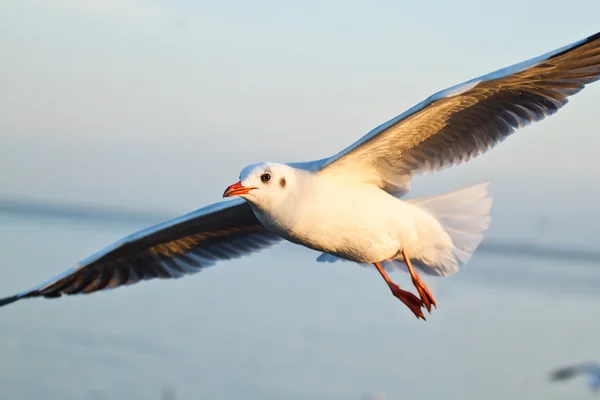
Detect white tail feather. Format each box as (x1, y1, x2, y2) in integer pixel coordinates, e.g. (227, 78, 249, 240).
(407, 181, 493, 276)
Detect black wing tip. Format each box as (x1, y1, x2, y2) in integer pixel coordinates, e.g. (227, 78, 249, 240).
(0, 295, 21, 307)
(579, 31, 600, 50)
(588, 31, 600, 43)
(548, 30, 600, 61)
(549, 366, 580, 381)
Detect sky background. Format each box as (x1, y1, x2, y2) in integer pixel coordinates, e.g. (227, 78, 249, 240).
(2, 0, 600, 216)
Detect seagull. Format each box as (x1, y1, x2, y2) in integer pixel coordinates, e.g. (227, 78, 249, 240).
(1, 32, 599, 320)
(549, 362, 600, 392)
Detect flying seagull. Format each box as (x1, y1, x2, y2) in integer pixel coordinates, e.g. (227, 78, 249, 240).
(1, 32, 599, 320)
(549, 362, 600, 392)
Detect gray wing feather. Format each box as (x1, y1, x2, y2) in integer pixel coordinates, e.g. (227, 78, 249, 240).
(0, 198, 281, 306)
(291, 31, 600, 195)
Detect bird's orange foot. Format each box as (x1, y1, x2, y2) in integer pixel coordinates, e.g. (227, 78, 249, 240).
(412, 278, 437, 313)
(388, 283, 426, 320)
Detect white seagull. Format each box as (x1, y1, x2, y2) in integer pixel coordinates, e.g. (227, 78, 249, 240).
(1, 32, 599, 320)
(549, 362, 600, 392)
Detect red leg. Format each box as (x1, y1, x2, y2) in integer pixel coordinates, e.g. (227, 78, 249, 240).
(373, 262, 426, 320)
(401, 249, 437, 313)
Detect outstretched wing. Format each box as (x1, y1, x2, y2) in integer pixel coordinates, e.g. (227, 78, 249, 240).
(549, 362, 600, 381)
(291, 31, 600, 195)
(0, 198, 281, 306)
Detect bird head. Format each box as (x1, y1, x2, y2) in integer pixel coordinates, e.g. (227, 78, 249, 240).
(223, 162, 295, 210)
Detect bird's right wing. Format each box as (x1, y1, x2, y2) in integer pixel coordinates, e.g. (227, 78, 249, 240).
(0, 198, 282, 307)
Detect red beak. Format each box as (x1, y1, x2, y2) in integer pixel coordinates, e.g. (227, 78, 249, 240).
(223, 181, 255, 198)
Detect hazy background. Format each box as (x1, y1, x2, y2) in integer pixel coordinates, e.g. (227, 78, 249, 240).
(1, 1, 600, 399)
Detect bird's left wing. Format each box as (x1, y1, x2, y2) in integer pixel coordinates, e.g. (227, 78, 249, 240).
(291, 31, 600, 195)
(0, 198, 281, 307)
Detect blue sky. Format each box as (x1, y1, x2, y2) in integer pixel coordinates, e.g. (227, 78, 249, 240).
(1, 0, 600, 214)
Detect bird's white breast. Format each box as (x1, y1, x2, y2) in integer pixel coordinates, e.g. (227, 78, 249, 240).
(252, 173, 422, 263)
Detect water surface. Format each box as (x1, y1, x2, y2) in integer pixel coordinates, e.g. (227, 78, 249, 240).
(0, 212, 598, 400)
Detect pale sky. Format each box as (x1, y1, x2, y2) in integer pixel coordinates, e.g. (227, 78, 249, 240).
(1, 0, 600, 214)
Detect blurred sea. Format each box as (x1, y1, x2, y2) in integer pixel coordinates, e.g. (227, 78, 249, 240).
(0, 202, 599, 400)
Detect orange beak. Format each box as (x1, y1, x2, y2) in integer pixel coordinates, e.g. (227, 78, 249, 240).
(223, 181, 255, 198)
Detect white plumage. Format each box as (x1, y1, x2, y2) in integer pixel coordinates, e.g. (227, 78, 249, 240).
(247, 163, 491, 278)
(1, 31, 599, 319)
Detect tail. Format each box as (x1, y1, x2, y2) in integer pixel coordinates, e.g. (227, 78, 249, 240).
(406, 181, 493, 276)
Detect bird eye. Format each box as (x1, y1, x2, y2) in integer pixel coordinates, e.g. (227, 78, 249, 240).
(260, 173, 271, 183)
